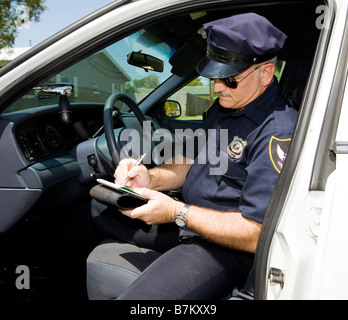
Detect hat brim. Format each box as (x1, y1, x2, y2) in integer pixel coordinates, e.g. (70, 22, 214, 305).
(196, 56, 250, 79)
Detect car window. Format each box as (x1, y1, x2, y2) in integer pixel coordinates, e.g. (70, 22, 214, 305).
(4, 29, 175, 114)
(167, 77, 213, 121)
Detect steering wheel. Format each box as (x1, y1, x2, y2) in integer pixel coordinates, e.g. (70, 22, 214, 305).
(103, 92, 158, 169)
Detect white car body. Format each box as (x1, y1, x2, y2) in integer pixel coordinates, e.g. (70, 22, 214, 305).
(256, 0, 348, 299)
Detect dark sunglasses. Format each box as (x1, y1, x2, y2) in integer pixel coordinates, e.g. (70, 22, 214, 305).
(217, 64, 264, 89)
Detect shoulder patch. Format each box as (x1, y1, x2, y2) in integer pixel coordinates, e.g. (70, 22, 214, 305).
(269, 136, 291, 173)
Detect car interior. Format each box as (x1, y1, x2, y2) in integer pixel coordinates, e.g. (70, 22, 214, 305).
(0, 0, 323, 299)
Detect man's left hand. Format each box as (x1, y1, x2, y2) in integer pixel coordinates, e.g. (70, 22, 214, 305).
(120, 188, 183, 225)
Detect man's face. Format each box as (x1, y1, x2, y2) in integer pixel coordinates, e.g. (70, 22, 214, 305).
(212, 65, 265, 111)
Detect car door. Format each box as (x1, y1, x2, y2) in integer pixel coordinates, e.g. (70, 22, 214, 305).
(254, 0, 348, 300)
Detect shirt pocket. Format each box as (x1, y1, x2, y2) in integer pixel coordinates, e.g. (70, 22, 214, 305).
(210, 153, 247, 207)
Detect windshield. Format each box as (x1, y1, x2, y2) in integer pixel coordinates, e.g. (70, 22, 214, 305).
(4, 29, 175, 114)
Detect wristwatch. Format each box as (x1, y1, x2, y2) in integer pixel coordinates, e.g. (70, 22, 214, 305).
(173, 203, 190, 227)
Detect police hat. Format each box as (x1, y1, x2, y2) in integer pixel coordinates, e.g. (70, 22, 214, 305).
(197, 13, 287, 78)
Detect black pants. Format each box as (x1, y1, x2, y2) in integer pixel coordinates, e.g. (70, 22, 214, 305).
(91, 200, 254, 300)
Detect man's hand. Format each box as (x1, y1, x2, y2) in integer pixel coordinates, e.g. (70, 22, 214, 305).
(114, 158, 151, 188)
(114, 155, 193, 192)
(120, 188, 183, 225)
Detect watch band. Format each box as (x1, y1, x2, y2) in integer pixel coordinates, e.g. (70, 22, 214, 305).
(173, 203, 189, 227)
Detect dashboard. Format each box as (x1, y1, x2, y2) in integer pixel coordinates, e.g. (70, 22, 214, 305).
(0, 101, 162, 232)
(14, 107, 104, 163)
(0, 104, 108, 232)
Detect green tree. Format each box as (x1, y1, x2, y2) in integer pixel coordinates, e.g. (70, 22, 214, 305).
(0, 0, 46, 48)
(133, 75, 160, 89)
(187, 78, 204, 86)
(124, 81, 137, 94)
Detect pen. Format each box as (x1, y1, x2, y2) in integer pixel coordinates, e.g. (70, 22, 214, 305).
(123, 153, 146, 186)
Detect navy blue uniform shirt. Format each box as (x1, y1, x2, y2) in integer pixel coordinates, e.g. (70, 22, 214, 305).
(182, 77, 297, 224)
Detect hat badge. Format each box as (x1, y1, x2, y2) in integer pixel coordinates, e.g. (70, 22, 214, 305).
(227, 136, 247, 159)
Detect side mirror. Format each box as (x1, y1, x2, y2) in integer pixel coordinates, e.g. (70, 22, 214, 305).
(164, 100, 181, 118)
(127, 51, 164, 72)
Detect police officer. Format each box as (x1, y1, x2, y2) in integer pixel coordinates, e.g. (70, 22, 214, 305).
(87, 12, 297, 300)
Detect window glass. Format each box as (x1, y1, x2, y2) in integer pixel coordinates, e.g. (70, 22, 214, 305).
(4, 29, 175, 114)
(167, 77, 213, 121)
(275, 60, 286, 80)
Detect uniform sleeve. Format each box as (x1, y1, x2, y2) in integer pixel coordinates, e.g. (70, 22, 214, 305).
(239, 121, 292, 224)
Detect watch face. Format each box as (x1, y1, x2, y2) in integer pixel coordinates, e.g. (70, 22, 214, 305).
(175, 217, 186, 227)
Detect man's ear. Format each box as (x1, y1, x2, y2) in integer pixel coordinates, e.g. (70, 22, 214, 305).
(261, 63, 276, 87)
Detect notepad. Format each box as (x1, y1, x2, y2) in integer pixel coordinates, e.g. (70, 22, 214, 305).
(89, 178, 148, 210)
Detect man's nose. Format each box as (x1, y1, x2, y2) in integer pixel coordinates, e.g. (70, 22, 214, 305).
(213, 79, 227, 92)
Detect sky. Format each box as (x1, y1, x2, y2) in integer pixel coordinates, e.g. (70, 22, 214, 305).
(14, 0, 114, 47)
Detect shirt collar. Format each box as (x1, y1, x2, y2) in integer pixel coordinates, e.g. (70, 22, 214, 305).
(218, 77, 280, 125)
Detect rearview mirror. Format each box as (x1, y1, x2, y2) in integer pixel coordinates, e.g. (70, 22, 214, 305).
(127, 51, 164, 72)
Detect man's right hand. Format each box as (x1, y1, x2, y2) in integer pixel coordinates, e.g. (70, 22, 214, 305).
(114, 158, 151, 188)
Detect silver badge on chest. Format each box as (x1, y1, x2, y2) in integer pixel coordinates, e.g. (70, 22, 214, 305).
(227, 136, 247, 159)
